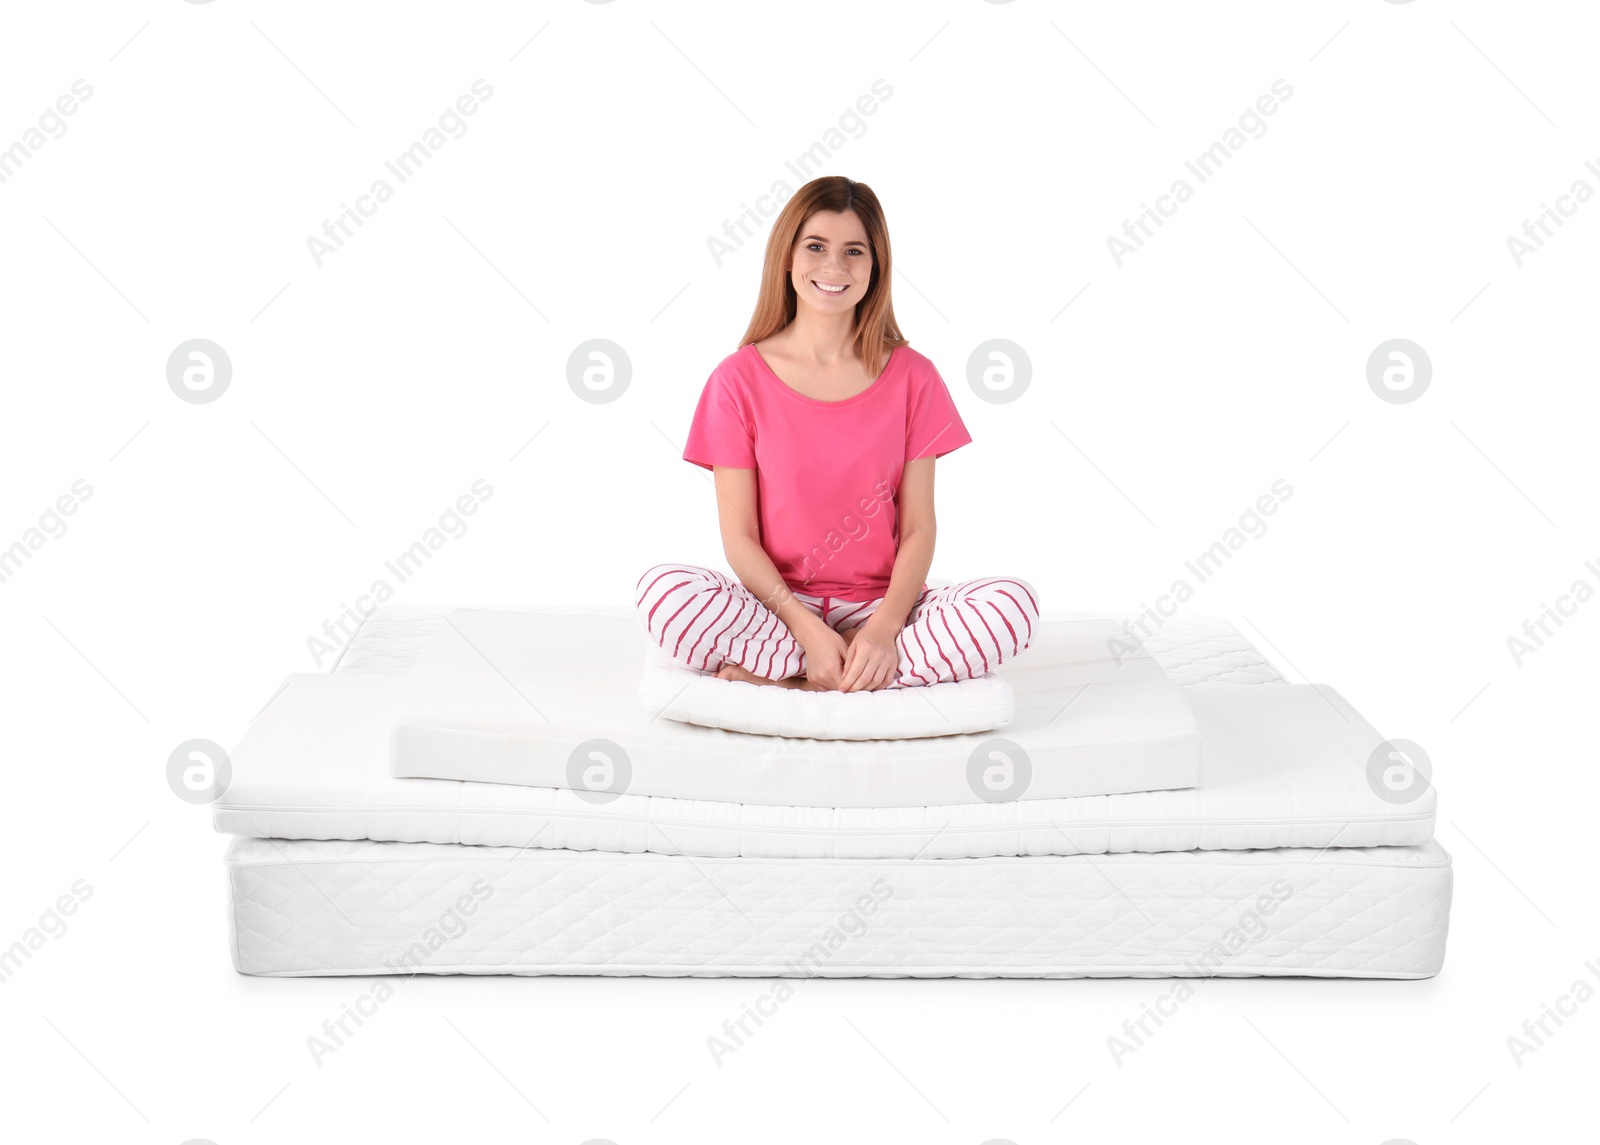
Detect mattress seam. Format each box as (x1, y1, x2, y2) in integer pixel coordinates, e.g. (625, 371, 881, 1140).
(225, 850, 1454, 871)
(214, 809, 1437, 834)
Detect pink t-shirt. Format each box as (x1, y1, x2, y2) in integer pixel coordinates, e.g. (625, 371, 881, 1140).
(683, 342, 972, 602)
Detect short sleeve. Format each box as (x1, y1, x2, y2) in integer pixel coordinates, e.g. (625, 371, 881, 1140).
(906, 359, 973, 461)
(683, 364, 756, 470)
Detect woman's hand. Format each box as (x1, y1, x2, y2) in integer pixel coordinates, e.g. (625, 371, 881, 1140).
(797, 622, 849, 690)
(840, 618, 900, 692)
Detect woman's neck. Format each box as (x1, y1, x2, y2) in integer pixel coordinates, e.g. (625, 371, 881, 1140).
(771, 310, 858, 366)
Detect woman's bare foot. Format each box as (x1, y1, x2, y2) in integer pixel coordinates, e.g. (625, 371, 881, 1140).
(714, 663, 828, 690)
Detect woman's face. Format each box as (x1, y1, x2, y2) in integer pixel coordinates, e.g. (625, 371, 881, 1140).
(789, 210, 872, 315)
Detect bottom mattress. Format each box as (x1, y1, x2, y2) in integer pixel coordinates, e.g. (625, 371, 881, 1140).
(226, 836, 1453, 979)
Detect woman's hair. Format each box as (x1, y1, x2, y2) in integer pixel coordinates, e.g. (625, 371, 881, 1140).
(738, 175, 906, 378)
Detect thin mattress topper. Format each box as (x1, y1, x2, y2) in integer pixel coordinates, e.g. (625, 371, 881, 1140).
(213, 669, 1437, 859)
(384, 609, 1201, 806)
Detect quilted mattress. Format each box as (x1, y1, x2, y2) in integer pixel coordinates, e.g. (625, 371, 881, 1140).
(225, 835, 1452, 978)
(221, 607, 1451, 979)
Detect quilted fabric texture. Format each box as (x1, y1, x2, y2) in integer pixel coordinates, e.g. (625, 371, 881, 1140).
(329, 605, 446, 674)
(222, 602, 1450, 979)
(226, 836, 1452, 978)
(1136, 616, 1287, 687)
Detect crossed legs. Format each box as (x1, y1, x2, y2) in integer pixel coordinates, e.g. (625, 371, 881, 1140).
(635, 564, 1039, 689)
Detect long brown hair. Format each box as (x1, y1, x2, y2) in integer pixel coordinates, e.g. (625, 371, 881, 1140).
(737, 176, 906, 379)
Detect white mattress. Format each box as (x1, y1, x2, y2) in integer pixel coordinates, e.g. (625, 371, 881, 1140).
(214, 669, 1436, 859)
(638, 640, 1017, 740)
(225, 834, 1453, 979)
(387, 609, 1201, 805)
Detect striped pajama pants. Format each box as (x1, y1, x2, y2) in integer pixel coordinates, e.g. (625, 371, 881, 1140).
(635, 564, 1040, 687)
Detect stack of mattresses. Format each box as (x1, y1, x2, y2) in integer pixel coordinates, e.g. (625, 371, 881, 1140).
(215, 606, 1450, 979)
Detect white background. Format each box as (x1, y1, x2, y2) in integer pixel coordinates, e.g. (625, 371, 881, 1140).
(1, 0, 1596, 1141)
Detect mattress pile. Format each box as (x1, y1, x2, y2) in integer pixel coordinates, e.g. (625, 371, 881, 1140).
(215, 606, 1453, 978)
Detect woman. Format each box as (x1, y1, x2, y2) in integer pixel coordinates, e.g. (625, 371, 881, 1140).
(638, 176, 1038, 692)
